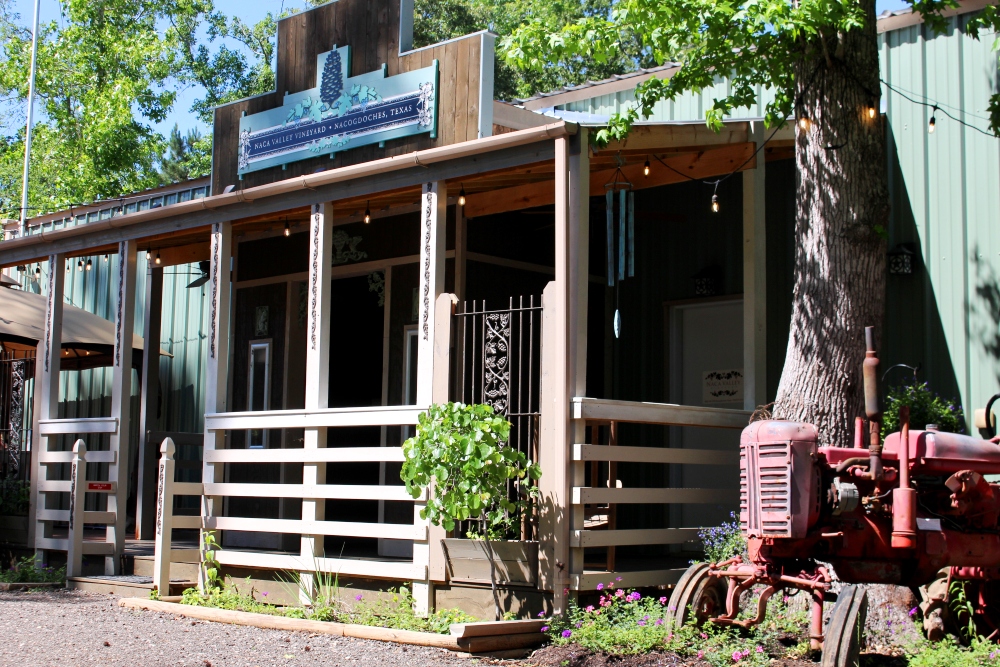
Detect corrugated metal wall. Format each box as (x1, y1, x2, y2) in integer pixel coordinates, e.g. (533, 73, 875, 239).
(556, 13, 1000, 428)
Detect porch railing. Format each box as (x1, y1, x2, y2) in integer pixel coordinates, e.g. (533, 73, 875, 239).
(567, 397, 748, 591)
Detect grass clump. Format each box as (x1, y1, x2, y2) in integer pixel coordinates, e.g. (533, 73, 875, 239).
(0, 555, 65, 583)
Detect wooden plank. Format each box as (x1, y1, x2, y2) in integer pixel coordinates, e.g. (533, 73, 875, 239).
(38, 417, 117, 436)
(205, 447, 405, 464)
(35, 537, 69, 551)
(439, 41, 458, 147)
(466, 36, 480, 141)
(169, 549, 202, 563)
(83, 542, 115, 555)
(570, 568, 686, 591)
(172, 482, 203, 496)
(205, 405, 424, 431)
(213, 550, 427, 580)
(170, 516, 202, 530)
(450, 620, 548, 638)
(573, 443, 739, 465)
(743, 120, 767, 410)
(493, 102, 550, 131)
(571, 397, 751, 429)
(572, 487, 740, 505)
(602, 123, 749, 152)
(37, 480, 71, 493)
(35, 509, 116, 524)
(119, 598, 347, 636)
(203, 516, 426, 540)
(39, 450, 116, 464)
(464, 143, 755, 218)
(453, 38, 470, 143)
(571, 527, 701, 548)
(203, 483, 420, 502)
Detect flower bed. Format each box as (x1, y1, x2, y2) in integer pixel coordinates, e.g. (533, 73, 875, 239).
(0, 556, 65, 588)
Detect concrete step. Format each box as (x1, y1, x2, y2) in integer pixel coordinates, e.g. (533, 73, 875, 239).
(132, 555, 200, 582)
(67, 575, 193, 597)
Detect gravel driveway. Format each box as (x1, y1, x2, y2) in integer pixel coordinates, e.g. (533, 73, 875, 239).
(0, 589, 510, 667)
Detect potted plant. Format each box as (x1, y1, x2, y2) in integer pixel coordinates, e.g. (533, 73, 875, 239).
(0, 476, 30, 546)
(401, 402, 541, 620)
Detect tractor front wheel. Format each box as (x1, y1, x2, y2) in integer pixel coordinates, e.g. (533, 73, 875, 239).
(667, 562, 729, 627)
(821, 585, 868, 667)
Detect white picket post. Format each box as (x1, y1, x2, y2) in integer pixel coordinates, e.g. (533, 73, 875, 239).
(66, 440, 87, 578)
(152, 438, 176, 596)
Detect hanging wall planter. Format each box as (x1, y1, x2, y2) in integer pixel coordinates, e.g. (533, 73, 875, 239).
(442, 538, 539, 587)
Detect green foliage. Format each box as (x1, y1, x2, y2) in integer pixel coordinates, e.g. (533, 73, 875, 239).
(543, 581, 807, 664)
(413, 0, 653, 101)
(0, 555, 65, 583)
(501, 0, 1000, 143)
(0, 477, 29, 516)
(400, 402, 540, 534)
(948, 581, 978, 644)
(181, 577, 280, 615)
(907, 637, 1000, 667)
(158, 124, 211, 184)
(697, 512, 747, 565)
(882, 382, 965, 439)
(200, 530, 223, 591)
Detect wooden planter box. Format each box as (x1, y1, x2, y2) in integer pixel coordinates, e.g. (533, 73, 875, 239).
(443, 539, 538, 586)
(0, 515, 29, 545)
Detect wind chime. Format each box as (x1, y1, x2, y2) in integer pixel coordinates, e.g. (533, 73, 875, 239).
(605, 154, 634, 339)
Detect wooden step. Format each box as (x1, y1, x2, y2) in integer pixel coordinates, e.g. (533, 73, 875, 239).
(67, 575, 193, 597)
(131, 555, 200, 581)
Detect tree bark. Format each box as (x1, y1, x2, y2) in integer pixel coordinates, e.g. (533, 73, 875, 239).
(773, 0, 889, 447)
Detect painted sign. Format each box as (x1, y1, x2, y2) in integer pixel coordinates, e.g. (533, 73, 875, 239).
(702, 369, 744, 404)
(238, 45, 438, 175)
(87, 482, 115, 492)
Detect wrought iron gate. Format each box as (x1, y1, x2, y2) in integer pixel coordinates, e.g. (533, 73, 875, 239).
(452, 296, 542, 538)
(0, 349, 35, 479)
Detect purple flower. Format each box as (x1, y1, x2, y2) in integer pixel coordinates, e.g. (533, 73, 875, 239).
(637, 620, 646, 627)
(575, 622, 582, 628)
(654, 619, 663, 626)
(755, 646, 764, 653)
(585, 605, 595, 613)
(659, 596, 668, 605)
(540, 626, 549, 633)
(261, 592, 268, 597)
(355, 594, 363, 601)
(538, 611, 546, 618)
(616, 576, 622, 582)
(909, 607, 918, 617)
(669, 605, 677, 612)
(643, 615, 649, 620)
(627, 592, 641, 602)
(732, 650, 742, 662)
(596, 583, 604, 591)
(561, 630, 572, 638)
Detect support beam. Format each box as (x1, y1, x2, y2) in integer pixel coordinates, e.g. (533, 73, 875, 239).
(413, 181, 447, 614)
(301, 202, 334, 603)
(107, 240, 138, 573)
(31, 253, 65, 561)
(429, 291, 457, 584)
(136, 265, 164, 539)
(201, 221, 232, 591)
(742, 121, 767, 410)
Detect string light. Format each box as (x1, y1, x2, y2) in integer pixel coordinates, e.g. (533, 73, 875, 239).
(798, 116, 810, 130)
(363, 201, 371, 224)
(867, 104, 877, 119)
(103, 254, 108, 262)
(65, 260, 69, 272)
(928, 106, 937, 134)
(283, 221, 290, 237)
(458, 186, 466, 207)
(145, 250, 151, 261)
(34, 264, 41, 276)
(155, 251, 161, 265)
(643, 157, 650, 177)
(85, 259, 92, 271)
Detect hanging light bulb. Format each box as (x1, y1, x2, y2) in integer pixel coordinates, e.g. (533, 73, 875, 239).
(284, 221, 290, 237)
(458, 186, 466, 207)
(85, 259, 92, 271)
(65, 260, 69, 272)
(155, 250, 162, 265)
(798, 116, 810, 130)
(77, 259, 83, 271)
(867, 104, 877, 120)
(711, 194, 720, 213)
(103, 254, 108, 262)
(363, 201, 371, 224)
(928, 106, 937, 134)
(145, 250, 151, 261)
(35, 264, 41, 276)
(643, 157, 650, 177)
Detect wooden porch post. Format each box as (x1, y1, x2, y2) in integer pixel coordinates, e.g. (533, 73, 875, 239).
(414, 181, 447, 615)
(743, 120, 767, 410)
(107, 240, 138, 574)
(136, 264, 163, 540)
(30, 253, 65, 563)
(302, 202, 334, 603)
(202, 221, 232, 591)
(540, 128, 588, 615)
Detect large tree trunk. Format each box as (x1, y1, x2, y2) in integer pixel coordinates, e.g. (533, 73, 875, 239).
(772, 0, 889, 447)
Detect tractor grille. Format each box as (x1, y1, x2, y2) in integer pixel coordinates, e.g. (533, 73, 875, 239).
(740, 441, 792, 537)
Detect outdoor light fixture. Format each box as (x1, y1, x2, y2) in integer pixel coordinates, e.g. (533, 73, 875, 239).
(77, 259, 83, 271)
(85, 259, 92, 271)
(798, 117, 810, 130)
(643, 158, 650, 177)
(458, 186, 466, 207)
(35, 264, 41, 276)
(363, 201, 371, 224)
(155, 251, 161, 265)
(868, 105, 876, 119)
(145, 250, 151, 260)
(711, 194, 720, 213)
(104, 254, 108, 262)
(65, 261, 69, 272)
(928, 107, 937, 134)
(887, 243, 916, 275)
(284, 221, 290, 237)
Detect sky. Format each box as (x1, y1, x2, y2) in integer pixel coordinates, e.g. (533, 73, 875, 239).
(7, 0, 915, 138)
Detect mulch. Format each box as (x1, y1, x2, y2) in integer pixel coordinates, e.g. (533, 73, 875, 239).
(522, 644, 910, 667)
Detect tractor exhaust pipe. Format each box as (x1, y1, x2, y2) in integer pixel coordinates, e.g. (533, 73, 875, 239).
(863, 327, 884, 481)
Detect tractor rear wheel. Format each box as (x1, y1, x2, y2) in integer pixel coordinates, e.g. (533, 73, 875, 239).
(667, 562, 728, 627)
(821, 585, 868, 667)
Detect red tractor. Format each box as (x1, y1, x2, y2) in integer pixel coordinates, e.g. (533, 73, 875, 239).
(668, 327, 1000, 667)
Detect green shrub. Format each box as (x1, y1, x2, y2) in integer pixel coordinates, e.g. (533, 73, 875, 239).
(0, 556, 65, 583)
(882, 382, 965, 439)
(906, 638, 1000, 667)
(698, 512, 747, 565)
(0, 477, 29, 516)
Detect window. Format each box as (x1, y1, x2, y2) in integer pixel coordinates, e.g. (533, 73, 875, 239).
(247, 340, 271, 448)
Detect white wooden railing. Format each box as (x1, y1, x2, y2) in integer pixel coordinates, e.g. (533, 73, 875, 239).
(567, 397, 748, 591)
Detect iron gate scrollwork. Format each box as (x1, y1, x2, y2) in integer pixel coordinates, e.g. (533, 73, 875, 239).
(0, 349, 35, 479)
